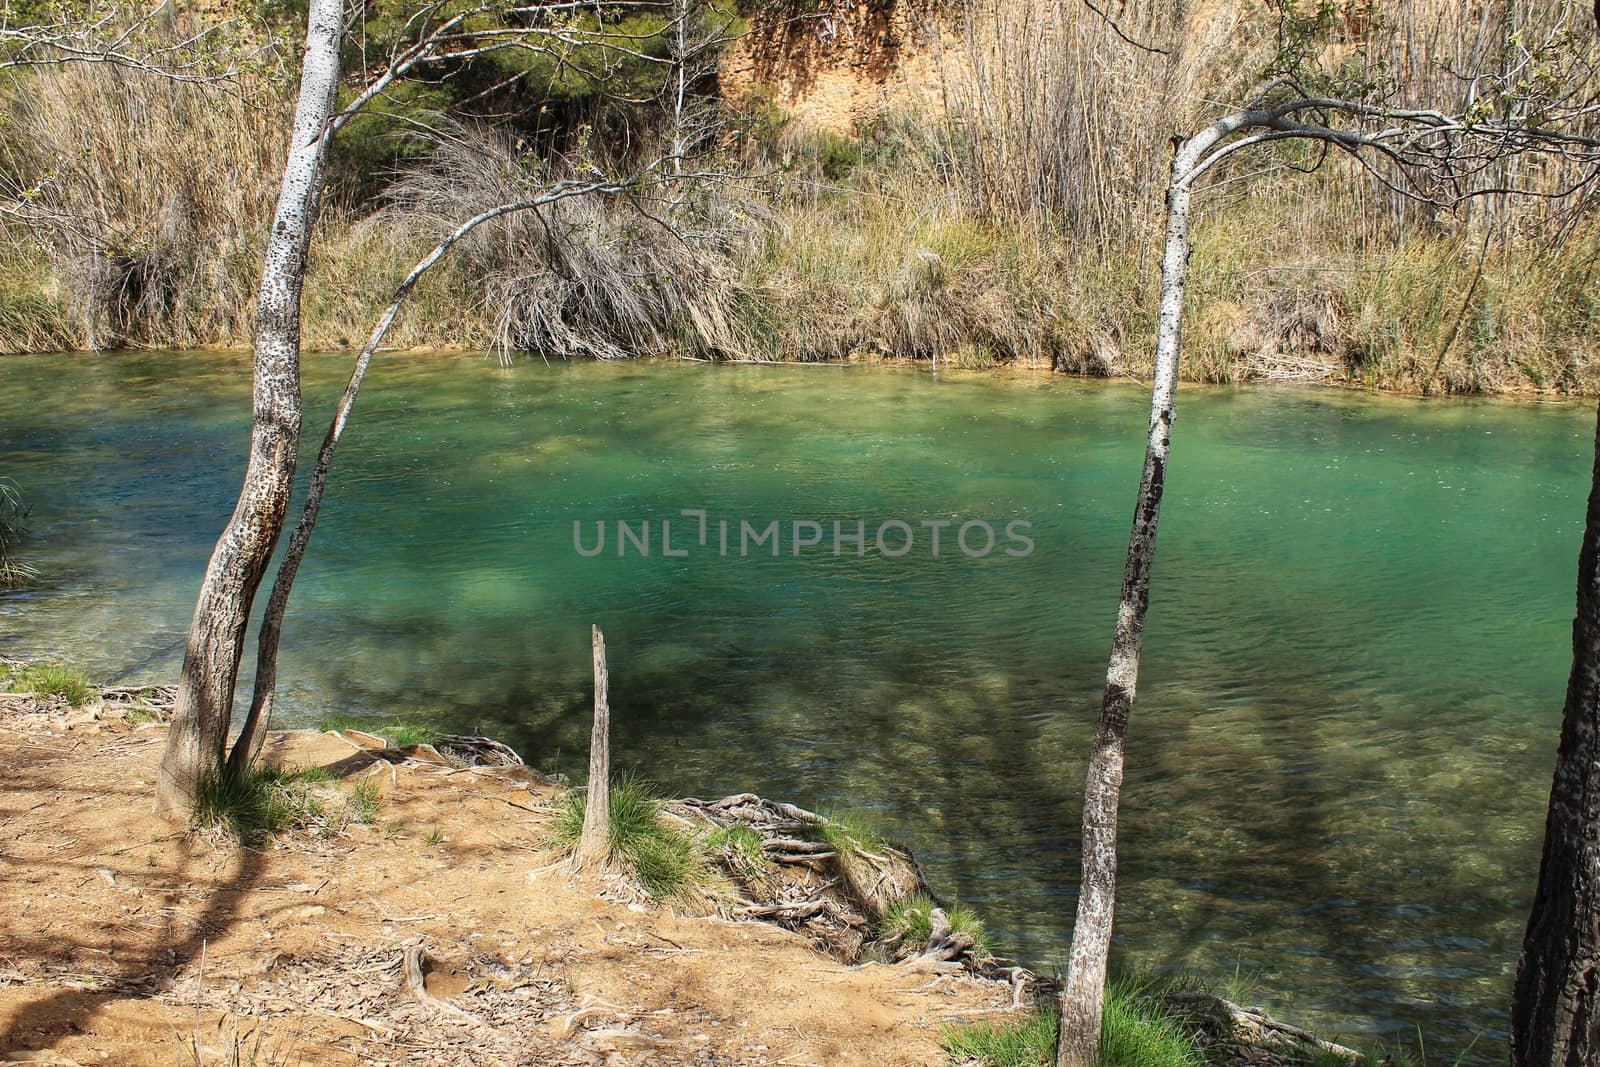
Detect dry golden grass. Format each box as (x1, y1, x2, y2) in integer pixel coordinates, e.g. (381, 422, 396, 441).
(2, 0, 1598, 395)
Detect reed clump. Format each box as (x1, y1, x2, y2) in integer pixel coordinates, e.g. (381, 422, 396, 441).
(1, 0, 1597, 394)
(0, 64, 289, 350)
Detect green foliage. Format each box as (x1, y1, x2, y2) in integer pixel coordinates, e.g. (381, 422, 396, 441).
(705, 823, 774, 887)
(1099, 974, 1206, 1067)
(815, 811, 887, 858)
(385, 723, 442, 747)
(878, 894, 990, 956)
(941, 977, 1206, 1067)
(0, 478, 33, 587)
(190, 765, 329, 839)
(326, 80, 451, 205)
(317, 715, 439, 747)
(879, 895, 935, 947)
(317, 713, 363, 733)
(7, 662, 94, 705)
(706, 824, 766, 864)
(942, 1006, 1059, 1067)
(347, 778, 384, 823)
(814, 130, 863, 182)
(553, 775, 715, 900)
(1265, 0, 1390, 98)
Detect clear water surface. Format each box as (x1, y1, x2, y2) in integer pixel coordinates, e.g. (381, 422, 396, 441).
(2, 350, 1592, 1061)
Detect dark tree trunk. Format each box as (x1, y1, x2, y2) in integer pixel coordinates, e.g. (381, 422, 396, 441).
(1511, 400, 1600, 1066)
(155, 0, 344, 814)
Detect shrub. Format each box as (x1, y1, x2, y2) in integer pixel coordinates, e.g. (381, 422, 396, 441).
(0, 64, 289, 349)
(384, 120, 762, 362)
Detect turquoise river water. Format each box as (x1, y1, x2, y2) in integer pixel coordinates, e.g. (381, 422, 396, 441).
(2, 350, 1593, 1061)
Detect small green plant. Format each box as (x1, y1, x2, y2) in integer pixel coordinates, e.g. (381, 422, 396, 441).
(815, 811, 887, 858)
(317, 713, 363, 733)
(942, 1005, 1058, 1067)
(0, 478, 34, 587)
(553, 775, 716, 901)
(425, 826, 444, 846)
(878, 894, 990, 955)
(316, 714, 439, 748)
(347, 779, 383, 823)
(705, 823, 775, 893)
(8, 662, 95, 706)
(1099, 974, 1205, 1067)
(942, 976, 1212, 1067)
(190, 765, 327, 839)
(706, 824, 768, 866)
(385, 723, 441, 747)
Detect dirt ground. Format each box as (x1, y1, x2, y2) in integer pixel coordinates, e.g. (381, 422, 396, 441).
(0, 702, 1015, 1067)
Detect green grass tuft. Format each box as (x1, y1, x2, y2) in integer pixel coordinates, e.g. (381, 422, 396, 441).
(1099, 974, 1205, 1067)
(815, 811, 887, 857)
(317, 714, 363, 733)
(553, 775, 716, 901)
(941, 975, 1210, 1067)
(878, 894, 990, 956)
(706, 824, 768, 865)
(190, 765, 328, 839)
(879, 894, 936, 948)
(385, 723, 441, 747)
(942, 1006, 1058, 1067)
(6, 662, 95, 706)
(317, 715, 440, 748)
(347, 778, 383, 823)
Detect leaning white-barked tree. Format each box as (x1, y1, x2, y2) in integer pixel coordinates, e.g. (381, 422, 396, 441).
(1053, 10, 1600, 1064)
(140, 0, 721, 811)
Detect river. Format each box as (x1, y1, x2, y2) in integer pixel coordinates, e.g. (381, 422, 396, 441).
(2, 350, 1591, 1060)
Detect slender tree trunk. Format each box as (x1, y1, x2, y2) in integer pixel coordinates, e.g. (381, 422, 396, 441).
(226, 179, 633, 772)
(1057, 165, 1194, 1067)
(155, 0, 344, 814)
(228, 241, 434, 774)
(577, 624, 612, 866)
(1511, 401, 1600, 1066)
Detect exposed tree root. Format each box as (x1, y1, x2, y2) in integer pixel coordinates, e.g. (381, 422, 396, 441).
(1165, 989, 1365, 1065)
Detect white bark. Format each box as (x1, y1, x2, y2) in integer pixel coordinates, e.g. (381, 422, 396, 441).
(155, 0, 344, 813)
(1056, 110, 1257, 1064)
(228, 176, 636, 771)
(1051, 87, 1600, 1058)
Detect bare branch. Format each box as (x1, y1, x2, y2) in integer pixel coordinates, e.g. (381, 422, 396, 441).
(0, 5, 267, 82)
